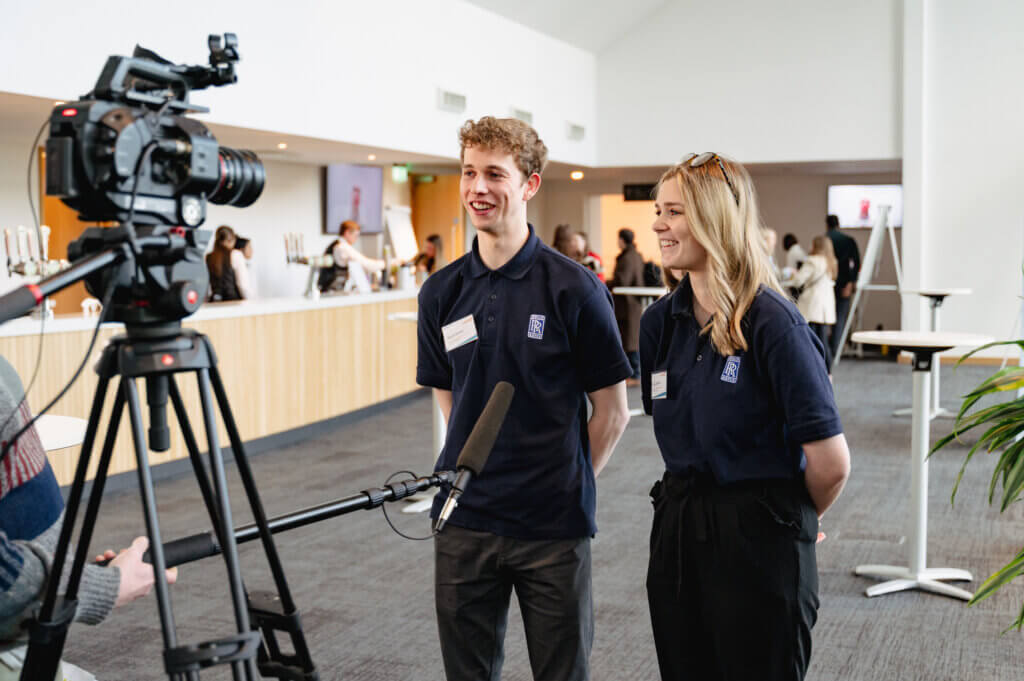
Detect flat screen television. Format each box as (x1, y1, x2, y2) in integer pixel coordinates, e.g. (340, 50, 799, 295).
(324, 164, 383, 234)
(826, 184, 903, 229)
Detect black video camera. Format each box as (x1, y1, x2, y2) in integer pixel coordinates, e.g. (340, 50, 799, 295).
(34, 34, 264, 327)
(46, 33, 264, 227)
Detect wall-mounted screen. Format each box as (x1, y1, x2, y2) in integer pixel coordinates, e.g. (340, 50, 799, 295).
(324, 164, 383, 234)
(827, 184, 903, 229)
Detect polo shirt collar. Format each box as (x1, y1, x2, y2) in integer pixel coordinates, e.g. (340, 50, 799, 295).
(466, 223, 541, 280)
(670, 274, 696, 319)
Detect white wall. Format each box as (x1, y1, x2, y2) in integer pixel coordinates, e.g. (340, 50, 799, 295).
(0, 0, 597, 166)
(596, 0, 902, 166)
(903, 0, 1024, 356)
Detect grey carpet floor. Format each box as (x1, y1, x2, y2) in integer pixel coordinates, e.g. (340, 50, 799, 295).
(59, 358, 1024, 680)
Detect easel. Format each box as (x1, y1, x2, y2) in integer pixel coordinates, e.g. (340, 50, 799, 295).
(832, 205, 902, 370)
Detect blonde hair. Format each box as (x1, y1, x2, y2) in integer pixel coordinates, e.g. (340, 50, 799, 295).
(811, 235, 838, 280)
(657, 155, 784, 356)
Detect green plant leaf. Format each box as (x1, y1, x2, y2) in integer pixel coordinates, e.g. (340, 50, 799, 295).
(1001, 440, 1024, 511)
(969, 546, 1024, 606)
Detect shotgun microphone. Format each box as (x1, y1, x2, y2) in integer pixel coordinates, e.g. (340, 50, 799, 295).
(434, 381, 515, 533)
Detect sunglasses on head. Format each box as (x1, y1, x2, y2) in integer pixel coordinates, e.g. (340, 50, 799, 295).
(680, 152, 740, 207)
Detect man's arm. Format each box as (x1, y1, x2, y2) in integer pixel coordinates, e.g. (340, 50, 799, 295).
(803, 433, 851, 517)
(338, 240, 386, 272)
(433, 388, 452, 425)
(587, 381, 630, 477)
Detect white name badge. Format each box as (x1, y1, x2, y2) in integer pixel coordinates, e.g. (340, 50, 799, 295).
(651, 371, 668, 400)
(442, 314, 479, 352)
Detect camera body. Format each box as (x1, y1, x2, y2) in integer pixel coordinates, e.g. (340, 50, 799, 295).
(41, 34, 264, 327)
(45, 33, 263, 228)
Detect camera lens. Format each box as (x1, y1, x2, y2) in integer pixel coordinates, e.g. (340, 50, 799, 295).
(210, 147, 265, 207)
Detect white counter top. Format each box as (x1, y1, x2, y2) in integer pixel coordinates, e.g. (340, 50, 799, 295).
(0, 289, 419, 338)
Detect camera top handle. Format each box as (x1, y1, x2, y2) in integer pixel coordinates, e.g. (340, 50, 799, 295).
(89, 33, 240, 114)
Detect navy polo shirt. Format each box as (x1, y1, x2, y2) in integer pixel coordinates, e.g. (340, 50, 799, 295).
(639, 275, 842, 483)
(417, 224, 632, 540)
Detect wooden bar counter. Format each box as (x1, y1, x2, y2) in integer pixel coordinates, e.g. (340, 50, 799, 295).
(0, 290, 419, 486)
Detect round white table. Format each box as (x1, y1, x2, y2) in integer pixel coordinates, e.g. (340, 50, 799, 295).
(33, 414, 88, 451)
(387, 310, 445, 514)
(851, 330, 991, 600)
(893, 288, 973, 420)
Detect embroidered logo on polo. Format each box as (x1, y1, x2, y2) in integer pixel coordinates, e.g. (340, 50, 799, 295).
(527, 314, 546, 340)
(721, 355, 741, 383)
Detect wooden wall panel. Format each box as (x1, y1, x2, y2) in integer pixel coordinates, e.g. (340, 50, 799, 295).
(0, 297, 419, 485)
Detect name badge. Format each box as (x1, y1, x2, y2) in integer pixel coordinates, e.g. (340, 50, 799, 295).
(442, 314, 478, 353)
(651, 371, 668, 400)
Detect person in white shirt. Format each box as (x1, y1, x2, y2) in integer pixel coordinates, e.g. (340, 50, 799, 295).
(332, 220, 385, 274)
(787, 235, 837, 367)
(783, 233, 808, 272)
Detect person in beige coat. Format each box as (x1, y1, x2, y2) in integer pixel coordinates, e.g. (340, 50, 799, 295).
(788, 235, 837, 367)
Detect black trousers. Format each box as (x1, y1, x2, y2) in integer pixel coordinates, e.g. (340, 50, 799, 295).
(830, 294, 851, 360)
(646, 473, 820, 681)
(808, 322, 833, 369)
(435, 525, 593, 681)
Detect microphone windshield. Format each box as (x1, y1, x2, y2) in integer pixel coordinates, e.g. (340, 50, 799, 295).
(455, 381, 514, 475)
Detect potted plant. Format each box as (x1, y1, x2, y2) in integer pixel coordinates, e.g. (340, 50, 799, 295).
(931, 339, 1024, 630)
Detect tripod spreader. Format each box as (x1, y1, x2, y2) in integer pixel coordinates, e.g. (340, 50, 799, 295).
(149, 470, 454, 567)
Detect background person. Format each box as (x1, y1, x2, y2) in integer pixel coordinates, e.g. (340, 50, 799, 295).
(607, 228, 644, 384)
(417, 116, 631, 681)
(640, 153, 850, 681)
(551, 223, 576, 259)
(411, 234, 446, 274)
(318, 220, 386, 292)
(783, 233, 807, 272)
(787, 235, 838, 368)
(825, 214, 861, 361)
(576, 231, 605, 281)
(232, 235, 255, 299)
(206, 225, 243, 302)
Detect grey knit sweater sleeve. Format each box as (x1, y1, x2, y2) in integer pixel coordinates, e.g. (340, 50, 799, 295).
(0, 512, 121, 646)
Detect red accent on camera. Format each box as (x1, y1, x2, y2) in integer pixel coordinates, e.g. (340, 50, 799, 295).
(161, 354, 175, 366)
(27, 284, 43, 304)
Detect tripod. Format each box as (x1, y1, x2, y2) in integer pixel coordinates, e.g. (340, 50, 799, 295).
(20, 323, 317, 681)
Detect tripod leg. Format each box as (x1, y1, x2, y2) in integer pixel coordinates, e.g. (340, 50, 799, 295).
(167, 375, 223, 536)
(208, 362, 318, 677)
(20, 374, 112, 681)
(196, 368, 259, 681)
(64, 388, 127, 599)
(123, 376, 181, 654)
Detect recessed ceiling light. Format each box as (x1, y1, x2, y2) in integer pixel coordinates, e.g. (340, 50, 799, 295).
(368, 154, 377, 161)
(277, 142, 288, 150)
(570, 170, 584, 181)
(54, 100, 65, 105)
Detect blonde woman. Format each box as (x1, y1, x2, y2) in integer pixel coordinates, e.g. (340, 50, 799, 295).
(639, 153, 851, 681)
(788, 235, 838, 367)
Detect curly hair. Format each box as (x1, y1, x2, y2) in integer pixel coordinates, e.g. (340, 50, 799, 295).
(459, 116, 548, 180)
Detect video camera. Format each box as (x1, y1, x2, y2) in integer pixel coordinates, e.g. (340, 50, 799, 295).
(47, 33, 263, 227)
(3, 33, 267, 327)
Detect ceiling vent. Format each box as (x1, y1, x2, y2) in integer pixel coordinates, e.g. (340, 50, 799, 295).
(511, 108, 533, 125)
(437, 88, 467, 114)
(567, 122, 586, 141)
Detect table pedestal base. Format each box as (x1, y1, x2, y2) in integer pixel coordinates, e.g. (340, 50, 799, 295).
(892, 406, 956, 420)
(854, 564, 973, 600)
